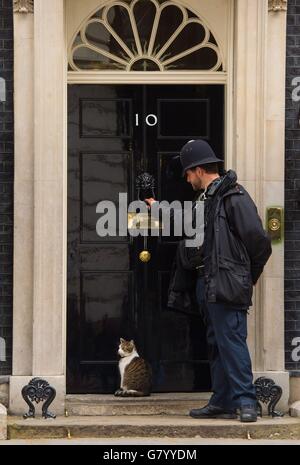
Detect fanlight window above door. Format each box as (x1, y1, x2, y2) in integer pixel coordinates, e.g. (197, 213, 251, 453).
(68, 0, 223, 72)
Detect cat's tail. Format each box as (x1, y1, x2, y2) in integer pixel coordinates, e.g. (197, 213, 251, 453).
(118, 390, 151, 397)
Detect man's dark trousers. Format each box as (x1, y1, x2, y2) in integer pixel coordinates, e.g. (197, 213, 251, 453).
(197, 278, 257, 410)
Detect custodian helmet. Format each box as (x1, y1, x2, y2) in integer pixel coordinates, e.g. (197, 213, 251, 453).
(180, 139, 223, 176)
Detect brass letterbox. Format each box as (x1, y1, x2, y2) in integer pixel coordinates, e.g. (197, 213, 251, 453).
(128, 212, 162, 230)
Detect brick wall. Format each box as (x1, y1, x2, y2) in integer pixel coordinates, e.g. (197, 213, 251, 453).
(0, 0, 13, 375)
(285, 0, 300, 371)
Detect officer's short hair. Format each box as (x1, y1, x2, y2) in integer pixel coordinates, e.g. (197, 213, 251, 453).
(190, 163, 219, 174)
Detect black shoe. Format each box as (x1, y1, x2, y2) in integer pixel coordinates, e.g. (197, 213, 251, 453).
(240, 404, 258, 423)
(189, 404, 237, 419)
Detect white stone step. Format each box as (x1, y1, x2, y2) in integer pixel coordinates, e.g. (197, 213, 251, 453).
(8, 415, 300, 440)
(65, 393, 210, 416)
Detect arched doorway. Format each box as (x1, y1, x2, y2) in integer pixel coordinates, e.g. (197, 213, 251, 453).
(67, 0, 227, 394)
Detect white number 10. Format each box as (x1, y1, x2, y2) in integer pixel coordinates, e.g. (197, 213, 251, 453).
(135, 114, 158, 127)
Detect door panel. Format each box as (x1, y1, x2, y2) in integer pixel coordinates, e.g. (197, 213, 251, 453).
(145, 85, 224, 391)
(81, 152, 132, 243)
(158, 99, 210, 139)
(67, 84, 224, 393)
(80, 99, 132, 138)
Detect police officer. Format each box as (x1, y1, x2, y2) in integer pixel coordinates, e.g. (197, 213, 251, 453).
(146, 139, 272, 422)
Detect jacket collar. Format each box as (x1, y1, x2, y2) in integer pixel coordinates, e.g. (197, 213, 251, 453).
(206, 170, 238, 198)
(196, 170, 241, 201)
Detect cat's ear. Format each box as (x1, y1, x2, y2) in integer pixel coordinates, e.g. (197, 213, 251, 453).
(130, 339, 134, 345)
(120, 338, 125, 343)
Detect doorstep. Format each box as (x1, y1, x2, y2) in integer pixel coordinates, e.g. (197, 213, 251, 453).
(7, 415, 300, 440)
(65, 393, 211, 416)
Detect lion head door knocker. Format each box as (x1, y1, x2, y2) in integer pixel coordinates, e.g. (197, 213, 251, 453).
(134, 172, 156, 263)
(136, 172, 156, 201)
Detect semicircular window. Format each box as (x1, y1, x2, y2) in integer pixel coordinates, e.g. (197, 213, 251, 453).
(69, 0, 223, 72)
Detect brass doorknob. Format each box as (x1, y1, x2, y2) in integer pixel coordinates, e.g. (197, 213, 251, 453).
(139, 250, 151, 262)
(268, 218, 280, 232)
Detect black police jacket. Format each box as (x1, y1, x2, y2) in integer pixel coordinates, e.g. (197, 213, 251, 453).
(167, 241, 197, 312)
(203, 170, 272, 307)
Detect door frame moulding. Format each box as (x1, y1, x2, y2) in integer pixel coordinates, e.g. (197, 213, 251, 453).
(67, 71, 227, 85)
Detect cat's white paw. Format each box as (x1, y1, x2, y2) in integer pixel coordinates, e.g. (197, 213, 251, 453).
(114, 389, 123, 397)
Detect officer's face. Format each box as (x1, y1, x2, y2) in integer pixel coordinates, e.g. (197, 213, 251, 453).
(185, 167, 204, 190)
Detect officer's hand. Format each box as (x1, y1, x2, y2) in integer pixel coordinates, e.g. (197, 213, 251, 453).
(145, 198, 156, 208)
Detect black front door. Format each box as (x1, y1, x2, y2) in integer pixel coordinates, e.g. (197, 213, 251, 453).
(67, 84, 224, 394)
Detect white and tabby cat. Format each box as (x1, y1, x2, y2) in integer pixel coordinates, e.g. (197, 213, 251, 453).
(115, 338, 152, 397)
